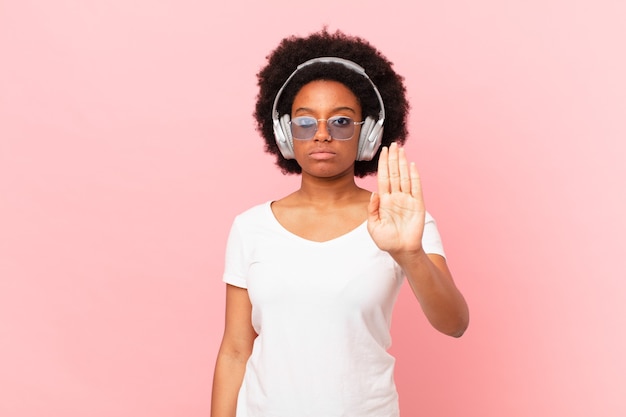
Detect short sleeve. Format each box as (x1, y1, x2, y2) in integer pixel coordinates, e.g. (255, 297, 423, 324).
(222, 218, 248, 288)
(422, 212, 446, 258)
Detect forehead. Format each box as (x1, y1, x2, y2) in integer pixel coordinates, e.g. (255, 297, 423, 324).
(292, 80, 360, 111)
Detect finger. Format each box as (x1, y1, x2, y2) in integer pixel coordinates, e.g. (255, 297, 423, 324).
(399, 147, 411, 193)
(377, 145, 390, 194)
(410, 162, 423, 201)
(388, 142, 401, 192)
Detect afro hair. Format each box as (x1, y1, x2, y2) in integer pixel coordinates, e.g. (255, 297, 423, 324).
(254, 28, 410, 177)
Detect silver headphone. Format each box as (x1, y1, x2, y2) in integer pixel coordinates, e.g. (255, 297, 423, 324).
(271, 57, 385, 161)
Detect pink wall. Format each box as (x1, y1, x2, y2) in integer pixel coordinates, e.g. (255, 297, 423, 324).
(1, 1, 624, 416)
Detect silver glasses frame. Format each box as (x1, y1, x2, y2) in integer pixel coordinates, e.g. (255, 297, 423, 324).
(289, 116, 365, 140)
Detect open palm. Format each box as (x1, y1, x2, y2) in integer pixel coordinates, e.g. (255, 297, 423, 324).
(367, 143, 426, 255)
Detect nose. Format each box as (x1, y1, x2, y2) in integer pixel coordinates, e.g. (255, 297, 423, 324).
(313, 119, 331, 141)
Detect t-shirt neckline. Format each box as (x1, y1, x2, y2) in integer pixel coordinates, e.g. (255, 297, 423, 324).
(265, 201, 367, 244)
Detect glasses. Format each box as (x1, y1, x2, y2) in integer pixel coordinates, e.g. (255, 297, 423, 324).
(290, 116, 364, 140)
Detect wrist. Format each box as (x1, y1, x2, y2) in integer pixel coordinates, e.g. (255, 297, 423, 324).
(389, 246, 427, 267)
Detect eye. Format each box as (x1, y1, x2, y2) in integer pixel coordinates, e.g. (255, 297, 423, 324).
(329, 116, 352, 127)
(292, 116, 317, 128)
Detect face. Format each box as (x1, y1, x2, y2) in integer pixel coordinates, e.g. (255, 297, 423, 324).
(290, 80, 363, 179)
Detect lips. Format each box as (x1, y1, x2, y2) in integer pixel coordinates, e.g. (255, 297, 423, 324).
(309, 149, 336, 160)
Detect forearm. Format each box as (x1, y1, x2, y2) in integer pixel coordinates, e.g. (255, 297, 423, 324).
(211, 350, 249, 417)
(393, 249, 469, 337)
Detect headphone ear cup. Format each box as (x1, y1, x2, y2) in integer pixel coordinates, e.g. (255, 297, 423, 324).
(356, 117, 384, 161)
(275, 114, 295, 159)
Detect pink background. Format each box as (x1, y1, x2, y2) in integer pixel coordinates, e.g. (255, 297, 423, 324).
(1, 1, 625, 416)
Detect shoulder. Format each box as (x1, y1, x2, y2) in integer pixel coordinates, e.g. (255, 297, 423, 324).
(225, 201, 275, 254)
(228, 201, 281, 239)
(233, 201, 272, 223)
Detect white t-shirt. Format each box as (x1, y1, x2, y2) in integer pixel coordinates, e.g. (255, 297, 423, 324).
(223, 201, 445, 417)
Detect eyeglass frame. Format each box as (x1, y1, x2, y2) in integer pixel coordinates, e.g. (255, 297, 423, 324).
(289, 115, 365, 140)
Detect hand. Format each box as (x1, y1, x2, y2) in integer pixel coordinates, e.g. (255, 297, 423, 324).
(367, 142, 426, 255)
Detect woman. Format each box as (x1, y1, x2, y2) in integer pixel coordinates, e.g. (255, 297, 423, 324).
(211, 28, 469, 417)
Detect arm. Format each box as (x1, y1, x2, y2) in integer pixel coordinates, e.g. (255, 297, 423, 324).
(367, 143, 469, 337)
(393, 250, 468, 337)
(211, 284, 257, 417)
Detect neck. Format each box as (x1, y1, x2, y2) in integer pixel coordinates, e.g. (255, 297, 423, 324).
(296, 171, 365, 205)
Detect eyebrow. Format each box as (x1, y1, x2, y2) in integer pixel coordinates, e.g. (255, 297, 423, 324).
(293, 106, 357, 115)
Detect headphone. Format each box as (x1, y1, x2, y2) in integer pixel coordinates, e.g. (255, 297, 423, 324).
(271, 57, 386, 161)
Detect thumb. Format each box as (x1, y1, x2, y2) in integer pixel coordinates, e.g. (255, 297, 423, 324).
(368, 192, 380, 223)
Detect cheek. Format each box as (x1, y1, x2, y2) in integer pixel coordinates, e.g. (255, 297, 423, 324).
(339, 140, 362, 163)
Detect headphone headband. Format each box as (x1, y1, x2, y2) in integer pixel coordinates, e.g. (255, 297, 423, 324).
(272, 57, 385, 126)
